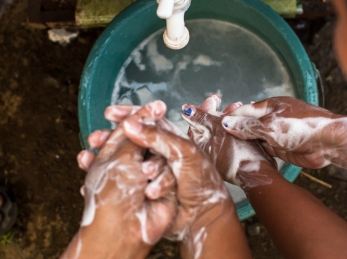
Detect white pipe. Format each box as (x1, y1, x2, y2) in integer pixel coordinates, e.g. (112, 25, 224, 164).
(166, 12, 185, 40)
(157, 0, 190, 50)
(156, 0, 174, 19)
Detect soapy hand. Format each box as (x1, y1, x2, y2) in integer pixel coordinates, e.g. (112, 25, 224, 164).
(221, 96, 347, 169)
(120, 101, 231, 233)
(77, 105, 175, 200)
(61, 107, 177, 259)
(75, 101, 235, 259)
(120, 101, 237, 258)
(181, 94, 277, 189)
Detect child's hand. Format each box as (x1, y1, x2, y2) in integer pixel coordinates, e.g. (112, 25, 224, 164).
(181, 94, 277, 189)
(221, 96, 347, 169)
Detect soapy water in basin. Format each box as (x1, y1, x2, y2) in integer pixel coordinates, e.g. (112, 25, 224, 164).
(111, 19, 294, 204)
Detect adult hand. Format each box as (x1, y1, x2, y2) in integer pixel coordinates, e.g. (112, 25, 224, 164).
(221, 96, 347, 169)
(61, 108, 177, 259)
(121, 100, 252, 259)
(77, 105, 174, 200)
(181, 94, 277, 190)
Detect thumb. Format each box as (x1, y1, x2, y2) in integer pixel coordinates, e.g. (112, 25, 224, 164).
(200, 94, 221, 112)
(221, 115, 266, 140)
(142, 193, 177, 244)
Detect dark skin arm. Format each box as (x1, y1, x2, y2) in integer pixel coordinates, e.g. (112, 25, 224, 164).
(75, 101, 253, 259)
(182, 94, 347, 259)
(246, 163, 347, 259)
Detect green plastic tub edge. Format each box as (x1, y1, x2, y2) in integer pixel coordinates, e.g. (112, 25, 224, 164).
(78, 0, 318, 220)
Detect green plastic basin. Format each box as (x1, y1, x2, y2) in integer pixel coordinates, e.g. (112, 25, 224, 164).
(78, 0, 318, 220)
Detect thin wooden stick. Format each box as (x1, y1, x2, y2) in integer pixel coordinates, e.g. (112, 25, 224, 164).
(300, 171, 332, 189)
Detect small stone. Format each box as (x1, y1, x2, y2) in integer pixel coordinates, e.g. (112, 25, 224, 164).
(78, 37, 87, 45)
(327, 165, 347, 181)
(22, 58, 29, 67)
(68, 82, 78, 95)
(48, 29, 79, 46)
(316, 186, 326, 194)
(44, 76, 60, 89)
(9, 79, 19, 90)
(247, 223, 261, 236)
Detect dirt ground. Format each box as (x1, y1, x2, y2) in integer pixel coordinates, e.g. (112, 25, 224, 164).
(0, 1, 347, 259)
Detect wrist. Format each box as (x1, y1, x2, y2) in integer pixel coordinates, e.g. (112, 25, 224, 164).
(179, 197, 235, 259)
(322, 116, 347, 168)
(61, 211, 153, 259)
(82, 224, 152, 259)
(235, 160, 280, 193)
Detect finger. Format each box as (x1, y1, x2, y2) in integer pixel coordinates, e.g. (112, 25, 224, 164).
(100, 102, 166, 156)
(102, 101, 168, 157)
(104, 105, 140, 122)
(80, 185, 86, 197)
(182, 104, 221, 128)
(260, 141, 277, 157)
(105, 101, 166, 122)
(231, 99, 274, 118)
(144, 192, 177, 244)
(221, 115, 266, 140)
(186, 94, 220, 137)
(122, 116, 195, 167)
(222, 101, 243, 115)
(98, 127, 127, 156)
(200, 94, 221, 113)
(145, 166, 176, 200)
(77, 150, 96, 170)
(87, 130, 112, 149)
(182, 104, 225, 145)
(142, 156, 166, 179)
(112, 138, 144, 163)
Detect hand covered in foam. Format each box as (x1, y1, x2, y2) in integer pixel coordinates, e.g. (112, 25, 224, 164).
(61, 108, 177, 259)
(121, 101, 238, 258)
(77, 105, 176, 201)
(181, 94, 276, 188)
(221, 96, 347, 169)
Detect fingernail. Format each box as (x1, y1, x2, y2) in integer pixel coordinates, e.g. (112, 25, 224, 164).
(123, 119, 143, 135)
(222, 117, 230, 128)
(89, 130, 110, 148)
(145, 185, 160, 199)
(77, 150, 89, 169)
(100, 130, 110, 142)
(184, 108, 192, 116)
(153, 100, 167, 116)
(182, 104, 196, 117)
(80, 185, 85, 197)
(142, 161, 156, 176)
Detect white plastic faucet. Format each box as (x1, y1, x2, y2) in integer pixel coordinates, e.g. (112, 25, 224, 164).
(156, 0, 191, 50)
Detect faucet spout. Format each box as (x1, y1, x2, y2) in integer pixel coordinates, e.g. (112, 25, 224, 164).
(157, 0, 191, 50)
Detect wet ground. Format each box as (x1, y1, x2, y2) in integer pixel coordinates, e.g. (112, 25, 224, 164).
(0, 1, 347, 258)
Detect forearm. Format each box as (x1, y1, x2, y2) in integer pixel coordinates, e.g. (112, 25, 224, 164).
(321, 115, 347, 169)
(180, 199, 252, 259)
(244, 167, 347, 259)
(60, 215, 152, 259)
